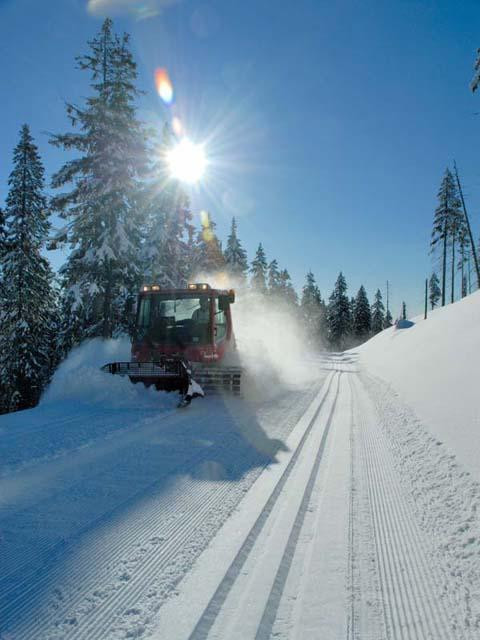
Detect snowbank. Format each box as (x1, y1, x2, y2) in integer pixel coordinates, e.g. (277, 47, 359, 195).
(357, 290, 480, 478)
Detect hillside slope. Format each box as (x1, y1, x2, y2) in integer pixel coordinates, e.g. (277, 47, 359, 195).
(357, 290, 480, 478)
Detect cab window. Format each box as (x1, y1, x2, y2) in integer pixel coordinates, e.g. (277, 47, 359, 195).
(214, 298, 227, 341)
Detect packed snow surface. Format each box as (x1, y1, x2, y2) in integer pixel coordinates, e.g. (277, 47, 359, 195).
(2, 296, 480, 639)
(357, 290, 480, 477)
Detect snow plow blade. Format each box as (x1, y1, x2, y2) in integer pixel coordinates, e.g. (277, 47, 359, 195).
(101, 358, 191, 393)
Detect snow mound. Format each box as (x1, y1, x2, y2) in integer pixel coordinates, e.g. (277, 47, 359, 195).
(358, 290, 480, 477)
(42, 337, 176, 410)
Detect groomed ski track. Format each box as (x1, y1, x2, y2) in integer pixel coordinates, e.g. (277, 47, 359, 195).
(0, 354, 468, 639)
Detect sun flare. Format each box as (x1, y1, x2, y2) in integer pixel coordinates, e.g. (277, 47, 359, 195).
(167, 138, 207, 184)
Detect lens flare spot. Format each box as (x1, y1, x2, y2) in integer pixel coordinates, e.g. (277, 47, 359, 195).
(155, 68, 174, 104)
(172, 116, 183, 137)
(167, 138, 207, 183)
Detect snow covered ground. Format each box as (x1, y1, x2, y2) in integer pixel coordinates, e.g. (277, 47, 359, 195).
(1, 296, 480, 639)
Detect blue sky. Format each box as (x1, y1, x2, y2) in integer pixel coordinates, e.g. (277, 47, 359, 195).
(1, 0, 480, 316)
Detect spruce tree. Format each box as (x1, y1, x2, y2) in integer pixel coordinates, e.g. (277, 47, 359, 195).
(279, 268, 298, 305)
(142, 124, 193, 287)
(431, 168, 462, 307)
(301, 271, 324, 344)
(384, 309, 393, 328)
(224, 217, 248, 283)
(353, 285, 371, 339)
(0, 125, 57, 412)
(327, 272, 351, 349)
(250, 243, 268, 293)
(267, 259, 281, 293)
(371, 289, 385, 334)
(50, 18, 147, 343)
(429, 272, 441, 309)
(192, 211, 225, 277)
(402, 301, 407, 320)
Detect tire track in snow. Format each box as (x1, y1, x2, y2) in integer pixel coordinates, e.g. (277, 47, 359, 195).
(187, 371, 340, 640)
(353, 374, 455, 640)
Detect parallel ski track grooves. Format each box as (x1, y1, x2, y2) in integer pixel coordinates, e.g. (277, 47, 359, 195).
(254, 373, 342, 640)
(188, 371, 339, 640)
(346, 375, 356, 640)
(7, 382, 323, 640)
(354, 375, 454, 640)
(5, 427, 264, 638)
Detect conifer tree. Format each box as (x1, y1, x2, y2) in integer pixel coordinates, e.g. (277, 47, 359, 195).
(50, 18, 147, 343)
(384, 309, 393, 328)
(224, 217, 248, 283)
(250, 243, 268, 293)
(142, 124, 193, 287)
(192, 211, 225, 276)
(267, 259, 281, 293)
(429, 272, 441, 309)
(301, 271, 324, 344)
(371, 289, 385, 334)
(0, 125, 57, 412)
(353, 285, 371, 339)
(431, 168, 462, 307)
(327, 272, 351, 348)
(402, 301, 407, 320)
(279, 268, 298, 305)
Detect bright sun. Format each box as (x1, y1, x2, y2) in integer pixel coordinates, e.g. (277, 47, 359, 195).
(167, 138, 207, 184)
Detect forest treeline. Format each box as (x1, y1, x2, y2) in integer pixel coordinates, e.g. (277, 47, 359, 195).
(1, 18, 479, 413)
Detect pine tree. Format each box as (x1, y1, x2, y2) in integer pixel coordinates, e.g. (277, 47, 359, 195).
(371, 289, 385, 334)
(50, 19, 148, 344)
(353, 285, 371, 339)
(456, 221, 470, 299)
(431, 168, 462, 307)
(250, 243, 268, 293)
(402, 301, 407, 320)
(470, 48, 480, 93)
(0, 125, 57, 412)
(267, 259, 281, 293)
(327, 272, 351, 349)
(141, 123, 194, 287)
(279, 268, 298, 305)
(224, 217, 248, 283)
(301, 271, 324, 345)
(384, 309, 393, 328)
(429, 272, 441, 309)
(192, 211, 225, 277)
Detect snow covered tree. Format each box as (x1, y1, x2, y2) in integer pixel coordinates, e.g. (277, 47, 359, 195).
(371, 289, 385, 335)
(384, 308, 393, 328)
(429, 272, 441, 309)
(141, 124, 194, 287)
(353, 285, 371, 339)
(301, 271, 324, 345)
(267, 259, 281, 293)
(0, 125, 57, 412)
(327, 272, 351, 349)
(471, 48, 480, 93)
(50, 18, 148, 344)
(250, 243, 268, 293)
(431, 168, 462, 307)
(224, 217, 248, 283)
(192, 211, 225, 277)
(279, 268, 298, 306)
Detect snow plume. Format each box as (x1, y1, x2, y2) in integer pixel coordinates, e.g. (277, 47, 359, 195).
(191, 273, 319, 393)
(234, 292, 313, 393)
(42, 338, 176, 410)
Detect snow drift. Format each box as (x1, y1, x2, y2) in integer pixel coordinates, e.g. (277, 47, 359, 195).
(357, 290, 480, 477)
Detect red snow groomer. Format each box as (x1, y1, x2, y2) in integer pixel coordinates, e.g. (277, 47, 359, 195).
(102, 283, 241, 406)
